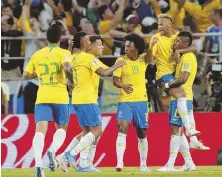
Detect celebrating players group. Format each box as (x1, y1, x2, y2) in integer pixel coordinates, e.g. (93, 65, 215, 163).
(23, 14, 210, 177)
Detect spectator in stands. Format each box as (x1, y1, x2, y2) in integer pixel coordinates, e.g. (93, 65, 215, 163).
(177, 0, 222, 32)
(2, 3, 13, 17)
(1, 15, 23, 78)
(97, 0, 126, 55)
(109, 14, 139, 56)
(79, 17, 95, 35)
(141, 16, 157, 44)
(205, 8, 222, 57)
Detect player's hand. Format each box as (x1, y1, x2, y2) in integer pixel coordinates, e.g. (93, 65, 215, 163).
(150, 37, 158, 47)
(68, 81, 75, 91)
(116, 60, 126, 68)
(122, 84, 133, 94)
(173, 50, 181, 63)
(68, 36, 74, 47)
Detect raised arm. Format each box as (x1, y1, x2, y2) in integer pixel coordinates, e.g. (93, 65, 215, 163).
(21, 0, 31, 33)
(144, 37, 159, 64)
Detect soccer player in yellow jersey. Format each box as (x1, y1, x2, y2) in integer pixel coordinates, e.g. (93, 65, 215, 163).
(157, 31, 208, 172)
(23, 24, 73, 177)
(113, 33, 150, 172)
(148, 14, 200, 137)
(57, 32, 126, 172)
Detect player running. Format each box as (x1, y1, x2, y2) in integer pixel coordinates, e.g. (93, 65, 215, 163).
(148, 14, 200, 137)
(157, 31, 200, 171)
(56, 32, 126, 172)
(23, 24, 73, 177)
(113, 33, 151, 172)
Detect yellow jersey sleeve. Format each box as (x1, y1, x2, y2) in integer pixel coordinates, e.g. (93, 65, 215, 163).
(25, 56, 35, 74)
(88, 56, 106, 72)
(205, 0, 221, 11)
(181, 54, 195, 73)
(113, 57, 123, 77)
(61, 50, 72, 64)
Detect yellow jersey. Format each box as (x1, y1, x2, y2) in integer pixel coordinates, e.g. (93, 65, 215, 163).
(25, 46, 71, 104)
(71, 52, 107, 104)
(151, 32, 177, 80)
(171, 53, 197, 100)
(183, 0, 221, 32)
(113, 54, 148, 102)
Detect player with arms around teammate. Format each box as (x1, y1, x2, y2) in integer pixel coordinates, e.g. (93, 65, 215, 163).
(113, 33, 151, 172)
(157, 31, 199, 172)
(147, 14, 200, 137)
(57, 32, 126, 172)
(23, 24, 73, 177)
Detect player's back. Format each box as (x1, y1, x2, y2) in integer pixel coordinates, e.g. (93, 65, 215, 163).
(114, 54, 148, 102)
(151, 32, 177, 80)
(71, 52, 99, 104)
(173, 52, 197, 100)
(31, 46, 70, 104)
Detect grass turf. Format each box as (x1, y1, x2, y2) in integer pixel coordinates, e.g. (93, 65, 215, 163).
(2, 166, 222, 177)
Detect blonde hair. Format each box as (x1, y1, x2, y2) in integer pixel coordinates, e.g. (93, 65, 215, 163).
(157, 14, 173, 23)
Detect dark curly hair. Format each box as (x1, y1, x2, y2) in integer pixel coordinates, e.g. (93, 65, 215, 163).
(124, 33, 145, 54)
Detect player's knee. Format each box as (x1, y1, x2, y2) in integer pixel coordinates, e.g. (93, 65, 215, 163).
(136, 128, 147, 139)
(90, 126, 102, 140)
(170, 125, 182, 135)
(170, 87, 186, 99)
(118, 124, 129, 134)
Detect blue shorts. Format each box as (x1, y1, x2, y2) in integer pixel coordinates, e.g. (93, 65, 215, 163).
(157, 73, 175, 88)
(74, 104, 102, 127)
(116, 101, 149, 128)
(169, 100, 193, 127)
(35, 104, 69, 125)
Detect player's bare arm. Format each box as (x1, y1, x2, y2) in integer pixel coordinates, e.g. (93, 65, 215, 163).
(62, 62, 74, 87)
(23, 71, 38, 80)
(173, 45, 197, 63)
(165, 71, 190, 88)
(113, 76, 133, 94)
(95, 60, 126, 77)
(68, 36, 74, 53)
(144, 37, 159, 64)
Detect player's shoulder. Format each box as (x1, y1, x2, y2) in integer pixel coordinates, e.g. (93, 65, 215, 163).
(31, 47, 47, 58)
(57, 48, 71, 55)
(116, 55, 127, 61)
(182, 52, 196, 61)
(152, 33, 161, 39)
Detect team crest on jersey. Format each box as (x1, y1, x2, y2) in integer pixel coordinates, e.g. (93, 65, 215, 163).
(184, 63, 189, 69)
(66, 55, 71, 61)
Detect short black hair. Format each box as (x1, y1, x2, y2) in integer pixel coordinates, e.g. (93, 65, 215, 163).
(73, 31, 87, 48)
(178, 31, 193, 46)
(89, 35, 102, 44)
(47, 24, 62, 43)
(124, 33, 145, 54)
(213, 8, 222, 17)
(3, 3, 12, 9)
(97, 5, 108, 20)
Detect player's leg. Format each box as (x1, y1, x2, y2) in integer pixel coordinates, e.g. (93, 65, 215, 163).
(188, 104, 210, 150)
(133, 101, 150, 172)
(116, 102, 132, 171)
(47, 104, 69, 172)
(157, 100, 182, 172)
(87, 140, 100, 171)
(33, 104, 52, 177)
(178, 132, 196, 171)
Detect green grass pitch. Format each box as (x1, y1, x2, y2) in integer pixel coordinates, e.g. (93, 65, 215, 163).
(2, 166, 222, 177)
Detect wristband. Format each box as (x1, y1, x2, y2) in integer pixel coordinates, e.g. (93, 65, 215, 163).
(165, 83, 170, 88)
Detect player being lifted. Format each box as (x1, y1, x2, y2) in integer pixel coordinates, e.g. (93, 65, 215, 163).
(158, 31, 199, 171)
(56, 32, 126, 172)
(113, 33, 151, 172)
(23, 24, 73, 177)
(148, 14, 209, 151)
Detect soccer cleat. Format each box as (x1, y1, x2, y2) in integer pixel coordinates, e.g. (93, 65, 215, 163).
(157, 165, 175, 172)
(64, 151, 78, 170)
(47, 151, 56, 172)
(55, 154, 68, 172)
(190, 140, 210, 150)
(186, 129, 201, 137)
(176, 163, 196, 171)
(116, 166, 123, 172)
(140, 165, 151, 172)
(88, 165, 101, 172)
(77, 166, 91, 172)
(35, 167, 45, 177)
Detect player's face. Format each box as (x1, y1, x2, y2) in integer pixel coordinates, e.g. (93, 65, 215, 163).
(125, 40, 137, 57)
(158, 18, 171, 35)
(82, 35, 91, 51)
(173, 36, 188, 50)
(92, 39, 104, 57)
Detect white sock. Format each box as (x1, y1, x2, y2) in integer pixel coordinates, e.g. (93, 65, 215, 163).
(32, 132, 45, 167)
(70, 132, 95, 156)
(166, 135, 180, 167)
(116, 132, 126, 167)
(138, 138, 148, 167)
(188, 111, 198, 142)
(79, 137, 90, 168)
(65, 136, 80, 152)
(49, 129, 66, 154)
(88, 145, 97, 166)
(180, 134, 194, 165)
(177, 97, 191, 130)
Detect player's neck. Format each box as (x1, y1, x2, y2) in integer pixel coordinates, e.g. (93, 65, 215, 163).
(88, 50, 98, 57)
(48, 43, 59, 47)
(127, 54, 139, 61)
(79, 47, 87, 53)
(163, 30, 174, 38)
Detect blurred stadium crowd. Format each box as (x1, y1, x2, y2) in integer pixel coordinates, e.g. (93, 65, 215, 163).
(1, 0, 222, 114)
